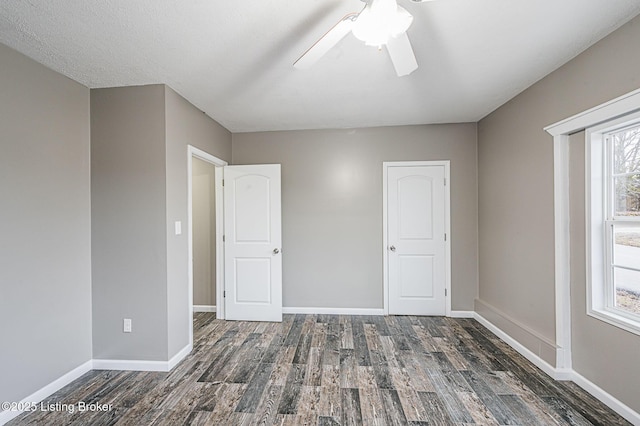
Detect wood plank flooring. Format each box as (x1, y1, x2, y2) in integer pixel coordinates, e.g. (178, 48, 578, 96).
(8, 314, 629, 425)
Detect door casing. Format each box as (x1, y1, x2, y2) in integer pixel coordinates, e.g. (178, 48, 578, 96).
(383, 161, 452, 316)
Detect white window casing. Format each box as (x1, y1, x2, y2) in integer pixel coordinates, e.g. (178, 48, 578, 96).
(587, 111, 640, 336)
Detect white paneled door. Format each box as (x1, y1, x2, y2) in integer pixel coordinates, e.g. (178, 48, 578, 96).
(386, 163, 448, 315)
(224, 165, 282, 322)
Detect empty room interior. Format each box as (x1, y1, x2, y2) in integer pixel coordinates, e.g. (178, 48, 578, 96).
(2, 0, 640, 425)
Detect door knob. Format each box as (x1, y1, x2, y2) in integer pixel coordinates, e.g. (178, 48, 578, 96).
(389, 245, 396, 252)
(273, 248, 280, 254)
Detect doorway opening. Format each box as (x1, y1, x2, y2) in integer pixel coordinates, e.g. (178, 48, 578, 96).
(192, 157, 217, 312)
(188, 146, 227, 346)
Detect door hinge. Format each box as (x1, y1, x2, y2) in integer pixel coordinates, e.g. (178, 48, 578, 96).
(223, 291, 226, 298)
(445, 288, 448, 296)
(444, 233, 447, 241)
(444, 178, 447, 186)
(222, 179, 224, 186)
(223, 235, 225, 242)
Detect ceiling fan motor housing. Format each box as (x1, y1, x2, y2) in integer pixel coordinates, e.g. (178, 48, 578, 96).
(352, 0, 414, 46)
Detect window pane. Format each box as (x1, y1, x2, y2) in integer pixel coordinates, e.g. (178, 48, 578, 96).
(614, 174, 640, 216)
(613, 224, 640, 316)
(614, 267, 640, 316)
(612, 126, 640, 174)
(614, 224, 640, 268)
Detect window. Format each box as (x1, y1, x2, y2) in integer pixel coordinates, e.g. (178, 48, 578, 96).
(588, 112, 640, 334)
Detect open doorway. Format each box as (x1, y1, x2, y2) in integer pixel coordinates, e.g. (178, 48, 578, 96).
(187, 146, 226, 345)
(192, 157, 217, 312)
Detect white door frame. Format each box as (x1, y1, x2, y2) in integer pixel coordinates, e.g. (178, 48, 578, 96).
(383, 161, 452, 316)
(187, 145, 227, 346)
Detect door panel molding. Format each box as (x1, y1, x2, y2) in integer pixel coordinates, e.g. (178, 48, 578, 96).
(224, 164, 282, 322)
(383, 161, 451, 316)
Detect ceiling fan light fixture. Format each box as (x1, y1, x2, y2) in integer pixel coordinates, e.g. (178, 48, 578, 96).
(352, 0, 413, 47)
(294, 0, 418, 77)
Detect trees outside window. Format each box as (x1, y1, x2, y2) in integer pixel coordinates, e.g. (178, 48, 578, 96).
(608, 125, 640, 316)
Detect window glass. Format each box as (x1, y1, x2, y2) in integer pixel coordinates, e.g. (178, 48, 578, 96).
(614, 176, 640, 216)
(611, 126, 640, 217)
(613, 224, 640, 317)
(609, 125, 640, 320)
(614, 223, 640, 259)
(614, 268, 640, 316)
(612, 126, 640, 175)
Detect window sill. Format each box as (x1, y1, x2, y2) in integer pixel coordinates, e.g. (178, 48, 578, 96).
(588, 307, 640, 337)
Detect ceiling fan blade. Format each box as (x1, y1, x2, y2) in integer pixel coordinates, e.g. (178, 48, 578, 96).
(386, 32, 418, 76)
(294, 13, 358, 70)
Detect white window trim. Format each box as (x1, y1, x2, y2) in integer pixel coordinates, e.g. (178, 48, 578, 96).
(545, 86, 640, 370)
(587, 113, 640, 336)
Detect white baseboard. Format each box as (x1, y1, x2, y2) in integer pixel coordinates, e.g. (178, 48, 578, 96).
(193, 305, 216, 313)
(570, 371, 640, 425)
(283, 306, 385, 316)
(93, 343, 191, 373)
(449, 310, 475, 318)
(0, 360, 93, 426)
(92, 359, 170, 372)
(473, 312, 559, 380)
(283, 308, 475, 317)
(168, 344, 192, 370)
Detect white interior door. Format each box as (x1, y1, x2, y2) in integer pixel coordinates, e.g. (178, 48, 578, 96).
(224, 164, 282, 322)
(386, 163, 448, 315)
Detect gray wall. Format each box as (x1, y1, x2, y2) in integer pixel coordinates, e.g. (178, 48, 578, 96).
(91, 85, 231, 362)
(91, 85, 169, 361)
(570, 131, 640, 412)
(232, 124, 478, 311)
(0, 44, 92, 403)
(165, 86, 231, 356)
(478, 11, 640, 377)
(192, 158, 217, 306)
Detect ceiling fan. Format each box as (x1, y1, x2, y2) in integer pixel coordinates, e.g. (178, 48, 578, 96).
(294, 0, 430, 77)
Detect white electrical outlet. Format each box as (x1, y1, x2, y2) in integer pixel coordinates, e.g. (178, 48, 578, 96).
(123, 318, 132, 333)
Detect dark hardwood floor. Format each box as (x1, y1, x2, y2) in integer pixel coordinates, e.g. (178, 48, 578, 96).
(9, 313, 629, 425)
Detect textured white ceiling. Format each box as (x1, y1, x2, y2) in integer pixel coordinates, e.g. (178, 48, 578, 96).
(1, 0, 639, 132)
